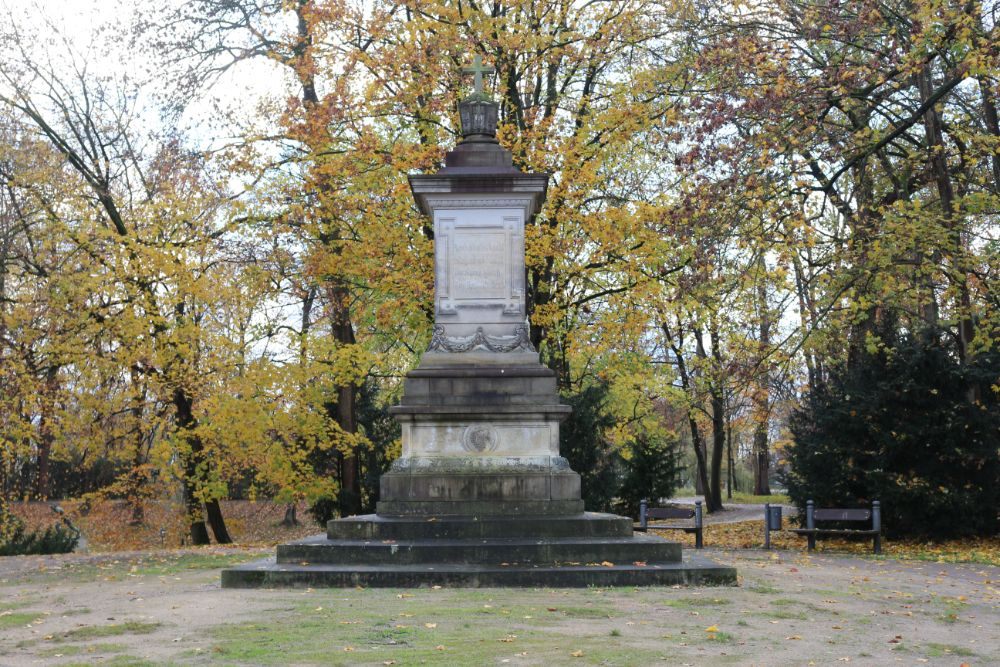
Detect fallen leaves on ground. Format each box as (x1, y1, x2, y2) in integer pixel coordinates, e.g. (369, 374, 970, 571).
(657, 519, 1000, 566)
(8, 499, 315, 551)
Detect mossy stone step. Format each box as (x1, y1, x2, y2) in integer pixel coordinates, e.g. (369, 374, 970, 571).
(277, 533, 681, 566)
(221, 552, 737, 588)
(326, 512, 632, 540)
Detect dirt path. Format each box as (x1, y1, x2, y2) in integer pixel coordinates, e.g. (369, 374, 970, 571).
(667, 497, 798, 525)
(1, 546, 996, 666)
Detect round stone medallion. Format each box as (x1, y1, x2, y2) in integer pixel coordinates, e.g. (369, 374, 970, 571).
(462, 424, 499, 453)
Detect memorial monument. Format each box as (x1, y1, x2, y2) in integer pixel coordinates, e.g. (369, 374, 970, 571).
(222, 57, 736, 587)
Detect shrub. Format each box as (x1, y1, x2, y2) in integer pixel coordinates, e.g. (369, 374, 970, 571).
(614, 431, 682, 518)
(0, 503, 79, 556)
(307, 495, 338, 527)
(560, 384, 622, 512)
(561, 383, 681, 515)
(785, 330, 1000, 539)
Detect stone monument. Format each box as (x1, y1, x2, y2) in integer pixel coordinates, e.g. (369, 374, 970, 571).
(222, 57, 736, 587)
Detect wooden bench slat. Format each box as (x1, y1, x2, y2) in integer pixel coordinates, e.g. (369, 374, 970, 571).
(776, 500, 882, 555)
(813, 509, 870, 521)
(637, 500, 704, 548)
(790, 528, 880, 536)
(646, 508, 695, 519)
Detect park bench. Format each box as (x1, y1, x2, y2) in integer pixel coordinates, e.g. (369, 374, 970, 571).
(635, 499, 704, 548)
(786, 499, 882, 554)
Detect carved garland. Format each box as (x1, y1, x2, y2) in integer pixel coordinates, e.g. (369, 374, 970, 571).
(423, 197, 533, 210)
(428, 325, 535, 353)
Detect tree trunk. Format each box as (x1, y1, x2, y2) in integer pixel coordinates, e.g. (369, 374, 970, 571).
(34, 364, 60, 499)
(204, 499, 232, 543)
(662, 322, 713, 508)
(292, 1, 362, 517)
(726, 421, 734, 500)
(181, 473, 210, 546)
(127, 366, 148, 525)
(918, 63, 975, 369)
(980, 77, 1000, 191)
(172, 386, 231, 545)
(752, 424, 770, 496)
(337, 382, 360, 516)
(327, 284, 361, 517)
(846, 149, 878, 373)
(790, 251, 818, 388)
(689, 416, 711, 506)
(753, 259, 771, 496)
(708, 389, 725, 512)
(700, 326, 725, 513)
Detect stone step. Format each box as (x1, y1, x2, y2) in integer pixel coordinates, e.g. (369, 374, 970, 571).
(375, 499, 586, 516)
(277, 533, 680, 566)
(221, 553, 737, 588)
(327, 512, 633, 540)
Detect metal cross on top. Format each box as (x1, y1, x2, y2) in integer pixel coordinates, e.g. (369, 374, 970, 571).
(462, 54, 494, 95)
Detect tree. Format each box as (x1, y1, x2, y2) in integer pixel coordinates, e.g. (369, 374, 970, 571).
(786, 325, 1000, 539)
(150, 0, 437, 517)
(0, 26, 245, 542)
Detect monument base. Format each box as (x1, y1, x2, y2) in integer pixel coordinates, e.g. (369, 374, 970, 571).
(221, 552, 735, 588)
(220, 512, 737, 588)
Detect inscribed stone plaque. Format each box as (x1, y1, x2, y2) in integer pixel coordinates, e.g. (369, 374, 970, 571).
(451, 231, 507, 299)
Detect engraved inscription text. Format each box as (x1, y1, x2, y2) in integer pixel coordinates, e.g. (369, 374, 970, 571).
(451, 231, 507, 299)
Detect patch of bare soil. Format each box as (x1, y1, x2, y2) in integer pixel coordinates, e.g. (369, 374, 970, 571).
(1, 547, 997, 666)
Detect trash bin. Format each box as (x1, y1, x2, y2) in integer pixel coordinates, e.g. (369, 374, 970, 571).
(767, 505, 783, 531)
(764, 503, 783, 549)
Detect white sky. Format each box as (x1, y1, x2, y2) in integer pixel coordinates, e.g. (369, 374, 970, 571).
(2, 0, 289, 150)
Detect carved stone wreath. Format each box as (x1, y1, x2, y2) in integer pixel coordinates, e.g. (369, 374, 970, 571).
(427, 325, 535, 353)
(462, 424, 499, 453)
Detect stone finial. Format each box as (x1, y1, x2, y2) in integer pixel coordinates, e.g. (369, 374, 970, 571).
(462, 54, 493, 97)
(459, 55, 498, 139)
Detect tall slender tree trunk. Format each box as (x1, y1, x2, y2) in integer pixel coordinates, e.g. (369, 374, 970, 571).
(726, 421, 734, 499)
(291, 2, 362, 516)
(707, 385, 725, 508)
(709, 392, 725, 511)
(753, 258, 771, 495)
(918, 63, 975, 369)
(846, 152, 879, 373)
(698, 325, 725, 513)
(34, 364, 59, 499)
(327, 284, 361, 517)
(790, 251, 818, 388)
(662, 322, 713, 509)
(127, 366, 148, 525)
(689, 416, 711, 505)
(980, 78, 1000, 191)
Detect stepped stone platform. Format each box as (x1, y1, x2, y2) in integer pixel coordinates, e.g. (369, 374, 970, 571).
(220, 513, 737, 588)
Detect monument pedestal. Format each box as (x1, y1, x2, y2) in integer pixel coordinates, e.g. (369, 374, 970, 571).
(222, 79, 736, 589)
(379, 351, 581, 516)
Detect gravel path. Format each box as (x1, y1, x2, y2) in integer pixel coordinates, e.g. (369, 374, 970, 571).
(667, 497, 798, 525)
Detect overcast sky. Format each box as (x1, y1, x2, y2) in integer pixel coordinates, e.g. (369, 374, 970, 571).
(2, 0, 289, 150)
